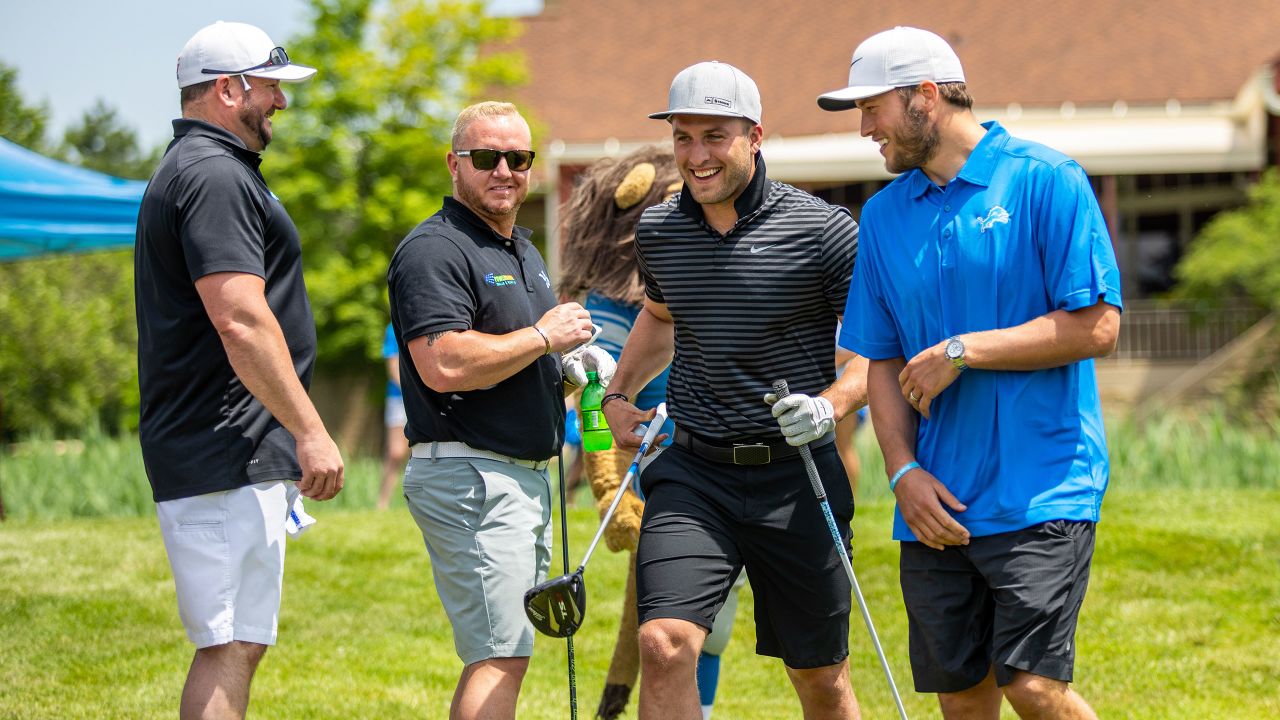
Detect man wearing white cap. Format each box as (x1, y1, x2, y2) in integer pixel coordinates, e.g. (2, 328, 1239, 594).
(603, 61, 867, 719)
(819, 26, 1121, 719)
(135, 20, 341, 720)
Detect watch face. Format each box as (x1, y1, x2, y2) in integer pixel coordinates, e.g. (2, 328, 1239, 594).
(946, 338, 964, 359)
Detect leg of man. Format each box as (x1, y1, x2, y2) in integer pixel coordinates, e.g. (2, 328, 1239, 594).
(785, 659, 860, 720)
(378, 422, 408, 510)
(638, 618, 707, 719)
(937, 667, 1001, 719)
(451, 657, 531, 720)
(1002, 671, 1098, 719)
(181, 640, 267, 720)
(403, 456, 552, 720)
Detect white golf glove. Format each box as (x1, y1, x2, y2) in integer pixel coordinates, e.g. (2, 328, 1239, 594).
(563, 345, 616, 387)
(763, 392, 836, 446)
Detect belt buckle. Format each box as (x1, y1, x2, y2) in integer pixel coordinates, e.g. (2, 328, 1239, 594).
(732, 443, 770, 465)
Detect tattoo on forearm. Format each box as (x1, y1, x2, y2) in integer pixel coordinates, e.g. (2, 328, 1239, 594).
(426, 331, 447, 346)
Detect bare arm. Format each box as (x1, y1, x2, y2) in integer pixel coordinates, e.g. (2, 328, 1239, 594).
(823, 349, 869, 421)
(195, 272, 343, 500)
(869, 357, 968, 550)
(386, 355, 400, 389)
(409, 302, 593, 393)
(902, 301, 1120, 419)
(601, 298, 676, 449)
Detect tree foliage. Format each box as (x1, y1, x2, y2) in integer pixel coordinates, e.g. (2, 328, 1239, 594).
(61, 100, 164, 180)
(1175, 167, 1280, 312)
(268, 0, 525, 367)
(0, 62, 49, 152)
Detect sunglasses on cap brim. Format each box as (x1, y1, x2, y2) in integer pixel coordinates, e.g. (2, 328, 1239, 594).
(457, 149, 536, 172)
(202, 46, 291, 76)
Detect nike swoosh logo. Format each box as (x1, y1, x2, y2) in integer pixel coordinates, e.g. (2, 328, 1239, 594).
(750, 244, 777, 254)
(849, 57, 862, 69)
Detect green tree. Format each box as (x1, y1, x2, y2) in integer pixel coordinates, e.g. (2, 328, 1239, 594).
(1174, 167, 1280, 313)
(60, 100, 164, 180)
(269, 0, 525, 367)
(0, 62, 49, 152)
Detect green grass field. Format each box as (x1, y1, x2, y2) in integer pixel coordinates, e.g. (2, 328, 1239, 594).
(1, 489, 1278, 718)
(2, 416, 1279, 718)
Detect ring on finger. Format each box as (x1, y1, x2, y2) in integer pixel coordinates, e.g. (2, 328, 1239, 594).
(909, 391, 921, 402)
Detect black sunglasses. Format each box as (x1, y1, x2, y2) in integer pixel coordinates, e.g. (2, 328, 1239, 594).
(456, 149, 536, 172)
(201, 46, 290, 76)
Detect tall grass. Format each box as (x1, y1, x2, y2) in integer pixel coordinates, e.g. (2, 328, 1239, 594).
(2, 408, 1278, 520)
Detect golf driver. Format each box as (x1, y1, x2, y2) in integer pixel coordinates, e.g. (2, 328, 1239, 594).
(524, 402, 668, 639)
(772, 379, 909, 720)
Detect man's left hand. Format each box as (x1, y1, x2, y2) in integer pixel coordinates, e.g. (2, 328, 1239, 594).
(763, 392, 835, 446)
(563, 345, 616, 387)
(899, 341, 962, 420)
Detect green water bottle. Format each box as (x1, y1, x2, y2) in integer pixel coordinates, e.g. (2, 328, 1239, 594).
(580, 371, 613, 452)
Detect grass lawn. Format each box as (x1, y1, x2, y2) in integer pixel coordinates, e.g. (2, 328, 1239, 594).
(1, 488, 1277, 719)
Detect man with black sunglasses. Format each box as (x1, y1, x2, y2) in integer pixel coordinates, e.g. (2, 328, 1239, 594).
(387, 101, 612, 720)
(135, 20, 340, 720)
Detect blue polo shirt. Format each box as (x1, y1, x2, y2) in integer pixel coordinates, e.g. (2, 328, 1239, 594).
(841, 121, 1123, 541)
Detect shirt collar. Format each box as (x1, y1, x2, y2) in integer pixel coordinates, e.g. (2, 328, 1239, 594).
(442, 196, 533, 246)
(904, 120, 1009, 198)
(677, 151, 769, 224)
(172, 118, 262, 168)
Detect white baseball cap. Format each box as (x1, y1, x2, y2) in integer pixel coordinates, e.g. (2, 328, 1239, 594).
(649, 61, 762, 124)
(817, 27, 964, 111)
(176, 21, 317, 89)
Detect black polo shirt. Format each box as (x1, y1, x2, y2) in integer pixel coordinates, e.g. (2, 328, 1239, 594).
(135, 119, 316, 502)
(387, 197, 564, 460)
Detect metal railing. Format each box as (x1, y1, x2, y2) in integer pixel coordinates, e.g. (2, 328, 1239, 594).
(1109, 300, 1267, 360)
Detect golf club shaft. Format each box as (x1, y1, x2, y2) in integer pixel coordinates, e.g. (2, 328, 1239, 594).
(556, 445, 578, 720)
(577, 403, 668, 571)
(772, 380, 909, 720)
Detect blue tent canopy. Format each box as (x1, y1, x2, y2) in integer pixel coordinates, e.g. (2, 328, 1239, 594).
(0, 137, 147, 262)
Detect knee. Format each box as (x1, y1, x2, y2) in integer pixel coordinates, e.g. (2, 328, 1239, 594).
(637, 620, 702, 674)
(1003, 672, 1068, 715)
(786, 662, 848, 699)
(198, 640, 268, 672)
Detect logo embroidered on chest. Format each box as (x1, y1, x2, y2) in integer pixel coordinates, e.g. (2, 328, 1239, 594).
(977, 206, 1011, 232)
(749, 244, 777, 254)
(538, 270, 551, 289)
(485, 272, 517, 287)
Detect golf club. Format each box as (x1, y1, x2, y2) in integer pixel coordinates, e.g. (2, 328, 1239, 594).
(525, 403, 668, 639)
(772, 379, 910, 720)
(555, 440, 578, 720)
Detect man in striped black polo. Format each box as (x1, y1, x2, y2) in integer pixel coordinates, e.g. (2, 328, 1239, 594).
(601, 61, 868, 720)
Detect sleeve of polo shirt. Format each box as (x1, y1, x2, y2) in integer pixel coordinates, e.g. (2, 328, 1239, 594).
(176, 157, 266, 281)
(635, 213, 664, 304)
(388, 234, 475, 344)
(820, 205, 859, 315)
(839, 215, 901, 359)
(1037, 161, 1124, 313)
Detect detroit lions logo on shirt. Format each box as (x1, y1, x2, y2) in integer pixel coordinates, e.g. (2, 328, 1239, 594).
(977, 206, 1011, 232)
(485, 272, 517, 287)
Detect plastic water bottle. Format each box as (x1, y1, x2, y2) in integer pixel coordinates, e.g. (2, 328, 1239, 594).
(580, 371, 613, 452)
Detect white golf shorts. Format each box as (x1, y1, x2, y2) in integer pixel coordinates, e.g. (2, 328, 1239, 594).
(156, 480, 297, 648)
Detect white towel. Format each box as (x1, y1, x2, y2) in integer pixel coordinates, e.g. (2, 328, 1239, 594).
(285, 493, 316, 539)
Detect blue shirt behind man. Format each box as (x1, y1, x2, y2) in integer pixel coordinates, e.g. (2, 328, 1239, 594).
(842, 121, 1123, 541)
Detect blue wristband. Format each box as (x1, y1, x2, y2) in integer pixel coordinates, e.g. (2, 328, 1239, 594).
(889, 461, 920, 491)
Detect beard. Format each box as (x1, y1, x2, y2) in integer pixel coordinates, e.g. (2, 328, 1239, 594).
(886, 103, 940, 174)
(237, 99, 272, 150)
(454, 175, 525, 223)
(681, 150, 753, 207)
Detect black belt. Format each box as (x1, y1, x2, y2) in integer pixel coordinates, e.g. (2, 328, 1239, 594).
(671, 427, 835, 465)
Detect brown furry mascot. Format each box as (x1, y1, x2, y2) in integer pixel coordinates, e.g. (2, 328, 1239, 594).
(558, 146, 682, 719)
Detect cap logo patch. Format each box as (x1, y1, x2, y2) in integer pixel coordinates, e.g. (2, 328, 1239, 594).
(704, 96, 732, 108)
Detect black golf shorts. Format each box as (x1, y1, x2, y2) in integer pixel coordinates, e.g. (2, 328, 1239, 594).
(635, 441, 853, 669)
(900, 519, 1096, 692)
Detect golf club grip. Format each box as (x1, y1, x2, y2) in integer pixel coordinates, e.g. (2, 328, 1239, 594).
(771, 379, 828, 499)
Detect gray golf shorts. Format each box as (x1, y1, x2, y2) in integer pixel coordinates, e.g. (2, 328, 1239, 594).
(900, 519, 1096, 692)
(636, 441, 853, 669)
(403, 456, 552, 664)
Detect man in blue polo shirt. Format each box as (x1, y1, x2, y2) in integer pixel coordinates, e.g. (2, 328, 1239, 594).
(819, 27, 1122, 720)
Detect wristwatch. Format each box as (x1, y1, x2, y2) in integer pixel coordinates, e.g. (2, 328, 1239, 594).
(944, 336, 968, 371)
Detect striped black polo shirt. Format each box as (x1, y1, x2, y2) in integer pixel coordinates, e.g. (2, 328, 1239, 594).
(635, 153, 858, 442)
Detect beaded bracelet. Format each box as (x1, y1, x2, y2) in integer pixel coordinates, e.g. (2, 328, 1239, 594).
(600, 392, 629, 408)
